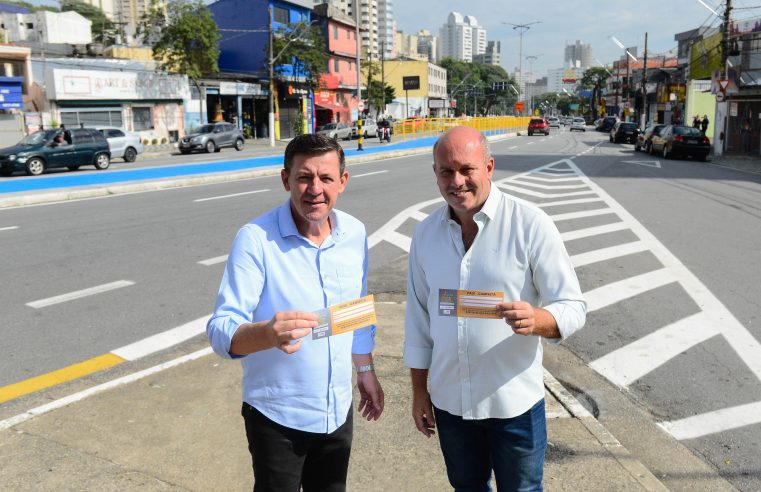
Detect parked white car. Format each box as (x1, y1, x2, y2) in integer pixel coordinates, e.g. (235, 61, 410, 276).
(351, 117, 378, 138)
(316, 122, 352, 140)
(95, 126, 145, 162)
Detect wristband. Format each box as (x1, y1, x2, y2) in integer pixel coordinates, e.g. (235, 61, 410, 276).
(356, 363, 375, 373)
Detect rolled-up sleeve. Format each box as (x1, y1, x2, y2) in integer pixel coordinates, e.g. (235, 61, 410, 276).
(529, 212, 587, 342)
(352, 236, 375, 355)
(404, 232, 433, 369)
(207, 226, 265, 359)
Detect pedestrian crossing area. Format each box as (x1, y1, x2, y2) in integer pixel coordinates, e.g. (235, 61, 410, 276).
(368, 157, 761, 441)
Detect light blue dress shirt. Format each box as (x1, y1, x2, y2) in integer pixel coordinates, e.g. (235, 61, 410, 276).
(207, 200, 375, 433)
(405, 186, 586, 420)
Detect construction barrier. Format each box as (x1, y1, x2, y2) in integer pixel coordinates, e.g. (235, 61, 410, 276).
(392, 116, 533, 141)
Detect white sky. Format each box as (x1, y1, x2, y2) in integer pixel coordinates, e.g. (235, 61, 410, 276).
(394, 0, 761, 78)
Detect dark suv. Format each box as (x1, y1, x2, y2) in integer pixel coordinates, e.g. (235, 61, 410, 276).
(179, 122, 245, 154)
(609, 122, 639, 143)
(0, 128, 111, 176)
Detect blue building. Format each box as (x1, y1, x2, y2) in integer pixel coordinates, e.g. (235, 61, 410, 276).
(208, 0, 315, 139)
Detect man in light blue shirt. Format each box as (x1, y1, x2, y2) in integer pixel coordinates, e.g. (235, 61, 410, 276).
(207, 134, 384, 491)
(405, 126, 586, 491)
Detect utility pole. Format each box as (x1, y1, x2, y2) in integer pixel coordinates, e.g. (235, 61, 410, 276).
(625, 50, 630, 121)
(722, 0, 733, 79)
(268, 6, 275, 147)
(355, 5, 361, 106)
(641, 32, 648, 128)
(381, 38, 385, 116)
(503, 21, 541, 113)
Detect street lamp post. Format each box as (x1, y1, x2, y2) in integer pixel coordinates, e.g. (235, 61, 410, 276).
(503, 21, 541, 113)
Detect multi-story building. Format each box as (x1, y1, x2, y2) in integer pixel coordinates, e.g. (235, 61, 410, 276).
(395, 30, 425, 60)
(377, 0, 394, 59)
(315, 0, 394, 59)
(416, 29, 437, 63)
(367, 59, 446, 118)
(473, 40, 500, 66)
(564, 40, 593, 69)
(80, 0, 116, 22)
(313, 3, 359, 126)
(0, 10, 92, 45)
(438, 11, 486, 62)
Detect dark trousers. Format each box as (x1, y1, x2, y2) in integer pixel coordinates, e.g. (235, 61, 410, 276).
(242, 403, 353, 492)
(434, 400, 547, 492)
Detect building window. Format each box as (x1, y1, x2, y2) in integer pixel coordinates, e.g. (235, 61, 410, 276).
(60, 109, 123, 128)
(334, 59, 340, 72)
(26, 22, 34, 29)
(333, 25, 338, 39)
(133, 107, 153, 130)
(347, 29, 351, 40)
(273, 6, 289, 24)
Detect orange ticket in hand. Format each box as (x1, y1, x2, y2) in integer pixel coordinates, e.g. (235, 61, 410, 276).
(438, 289, 503, 319)
(312, 295, 377, 339)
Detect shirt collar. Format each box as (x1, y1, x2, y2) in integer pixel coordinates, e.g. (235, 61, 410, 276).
(441, 182, 500, 224)
(277, 200, 342, 241)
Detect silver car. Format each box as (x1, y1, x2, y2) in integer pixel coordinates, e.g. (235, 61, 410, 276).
(95, 126, 145, 162)
(351, 117, 377, 138)
(179, 122, 245, 154)
(570, 118, 587, 132)
(316, 122, 351, 141)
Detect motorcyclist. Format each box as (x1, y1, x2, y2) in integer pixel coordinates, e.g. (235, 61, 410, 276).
(378, 117, 391, 141)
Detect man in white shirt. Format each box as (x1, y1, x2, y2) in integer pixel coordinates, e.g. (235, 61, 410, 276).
(404, 126, 586, 491)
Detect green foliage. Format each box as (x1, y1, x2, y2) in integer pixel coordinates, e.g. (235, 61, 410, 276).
(577, 67, 611, 118)
(271, 22, 329, 90)
(439, 58, 517, 116)
(61, 0, 117, 44)
(151, 138, 159, 145)
(292, 116, 304, 136)
(366, 78, 395, 117)
(138, 0, 220, 81)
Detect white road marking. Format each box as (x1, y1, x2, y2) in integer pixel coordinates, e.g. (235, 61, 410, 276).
(112, 316, 209, 361)
(658, 401, 761, 440)
(511, 179, 589, 190)
(0, 347, 213, 431)
(353, 170, 389, 178)
(570, 241, 649, 268)
(194, 189, 269, 202)
(623, 160, 661, 168)
(560, 222, 628, 241)
(0, 225, 19, 231)
(26, 280, 136, 309)
(509, 146, 518, 150)
(519, 175, 586, 183)
(538, 198, 605, 208)
(527, 141, 535, 145)
(547, 208, 616, 222)
(368, 197, 442, 250)
(583, 269, 675, 312)
(590, 312, 717, 387)
(497, 183, 594, 199)
(410, 210, 429, 222)
(198, 255, 228, 266)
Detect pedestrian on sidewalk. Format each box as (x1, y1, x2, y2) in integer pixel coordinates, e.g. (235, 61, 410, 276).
(701, 115, 710, 136)
(741, 119, 752, 153)
(692, 115, 701, 129)
(404, 126, 586, 491)
(207, 134, 384, 492)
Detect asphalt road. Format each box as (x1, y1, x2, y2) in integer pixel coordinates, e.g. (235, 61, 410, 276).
(1, 126, 760, 490)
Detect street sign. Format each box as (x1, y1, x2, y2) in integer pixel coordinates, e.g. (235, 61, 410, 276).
(358, 101, 365, 111)
(515, 101, 525, 112)
(402, 76, 420, 90)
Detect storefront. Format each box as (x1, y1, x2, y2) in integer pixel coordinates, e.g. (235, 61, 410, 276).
(723, 95, 761, 155)
(314, 89, 350, 127)
(276, 82, 312, 139)
(205, 81, 269, 138)
(45, 68, 189, 142)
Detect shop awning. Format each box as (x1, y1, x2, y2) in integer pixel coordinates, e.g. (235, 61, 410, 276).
(315, 102, 349, 113)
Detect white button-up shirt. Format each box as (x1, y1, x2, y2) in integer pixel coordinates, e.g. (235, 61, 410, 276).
(404, 186, 586, 420)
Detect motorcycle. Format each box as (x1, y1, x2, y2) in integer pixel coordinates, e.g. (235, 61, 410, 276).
(379, 125, 391, 143)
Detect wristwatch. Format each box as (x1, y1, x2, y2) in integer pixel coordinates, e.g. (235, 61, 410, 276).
(355, 363, 375, 373)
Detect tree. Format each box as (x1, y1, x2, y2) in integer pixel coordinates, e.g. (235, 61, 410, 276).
(61, 0, 117, 44)
(578, 67, 611, 119)
(367, 79, 395, 117)
(271, 22, 329, 90)
(439, 58, 517, 116)
(138, 0, 220, 81)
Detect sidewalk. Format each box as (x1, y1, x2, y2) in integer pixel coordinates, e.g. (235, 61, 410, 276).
(1, 300, 670, 491)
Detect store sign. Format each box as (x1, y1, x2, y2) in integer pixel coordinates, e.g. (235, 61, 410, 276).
(220, 82, 262, 96)
(47, 69, 190, 101)
(403, 76, 420, 90)
(428, 99, 445, 108)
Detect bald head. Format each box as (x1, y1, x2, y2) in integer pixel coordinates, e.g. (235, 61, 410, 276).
(433, 126, 492, 165)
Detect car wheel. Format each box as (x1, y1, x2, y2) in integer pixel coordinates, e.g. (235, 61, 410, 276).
(234, 138, 244, 151)
(528, 131, 533, 136)
(662, 145, 669, 159)
(67, 165, 80, 171)
(124, 147, 138, 162)
(609, 135, 613, 142)
(635, 141, 641, 151)
(94, 153, 110, 170)
(25, 157, 45, 176)
(206, 140, 216, 153)
(647, 142, 654, 155)
(180, 149, 190, 155)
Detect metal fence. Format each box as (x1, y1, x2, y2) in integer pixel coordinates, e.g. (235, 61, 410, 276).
(392, 116, 533, 141)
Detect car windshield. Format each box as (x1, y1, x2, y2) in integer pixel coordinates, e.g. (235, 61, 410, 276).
(530, 119, 544, 124)
(198, 125, 216, 134)
(620, 123, 637, 130)
(574, 119, 585, 123)
(673, 126, 702, 136)
(18, 130, 57, 145)
(321, 123, 337, 130)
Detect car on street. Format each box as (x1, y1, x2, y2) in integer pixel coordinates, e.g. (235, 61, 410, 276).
(547, 116, 561, 128)
(596, 116, 618, 132)
(609, 122, 640, 144)
(95, 126, 145, 162)
(351, 117, 378, 139)
(316, 122, 352, 141)
(179, 122, 245, 154)
(570, 117, 587, 132)
(0, 128, 111, 176)
(527, 118, 550, 136)
(649, 125, 710, 161)
(635, 124, 666, 153)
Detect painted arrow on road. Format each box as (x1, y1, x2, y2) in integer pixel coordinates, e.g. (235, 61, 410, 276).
(622, 160, 661, 168)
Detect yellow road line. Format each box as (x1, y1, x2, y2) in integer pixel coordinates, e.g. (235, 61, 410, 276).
(0, 353, 125, 404)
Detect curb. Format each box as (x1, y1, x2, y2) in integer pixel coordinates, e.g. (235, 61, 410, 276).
(0, 133, 514, 209)
(543, 369, 669, 492)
